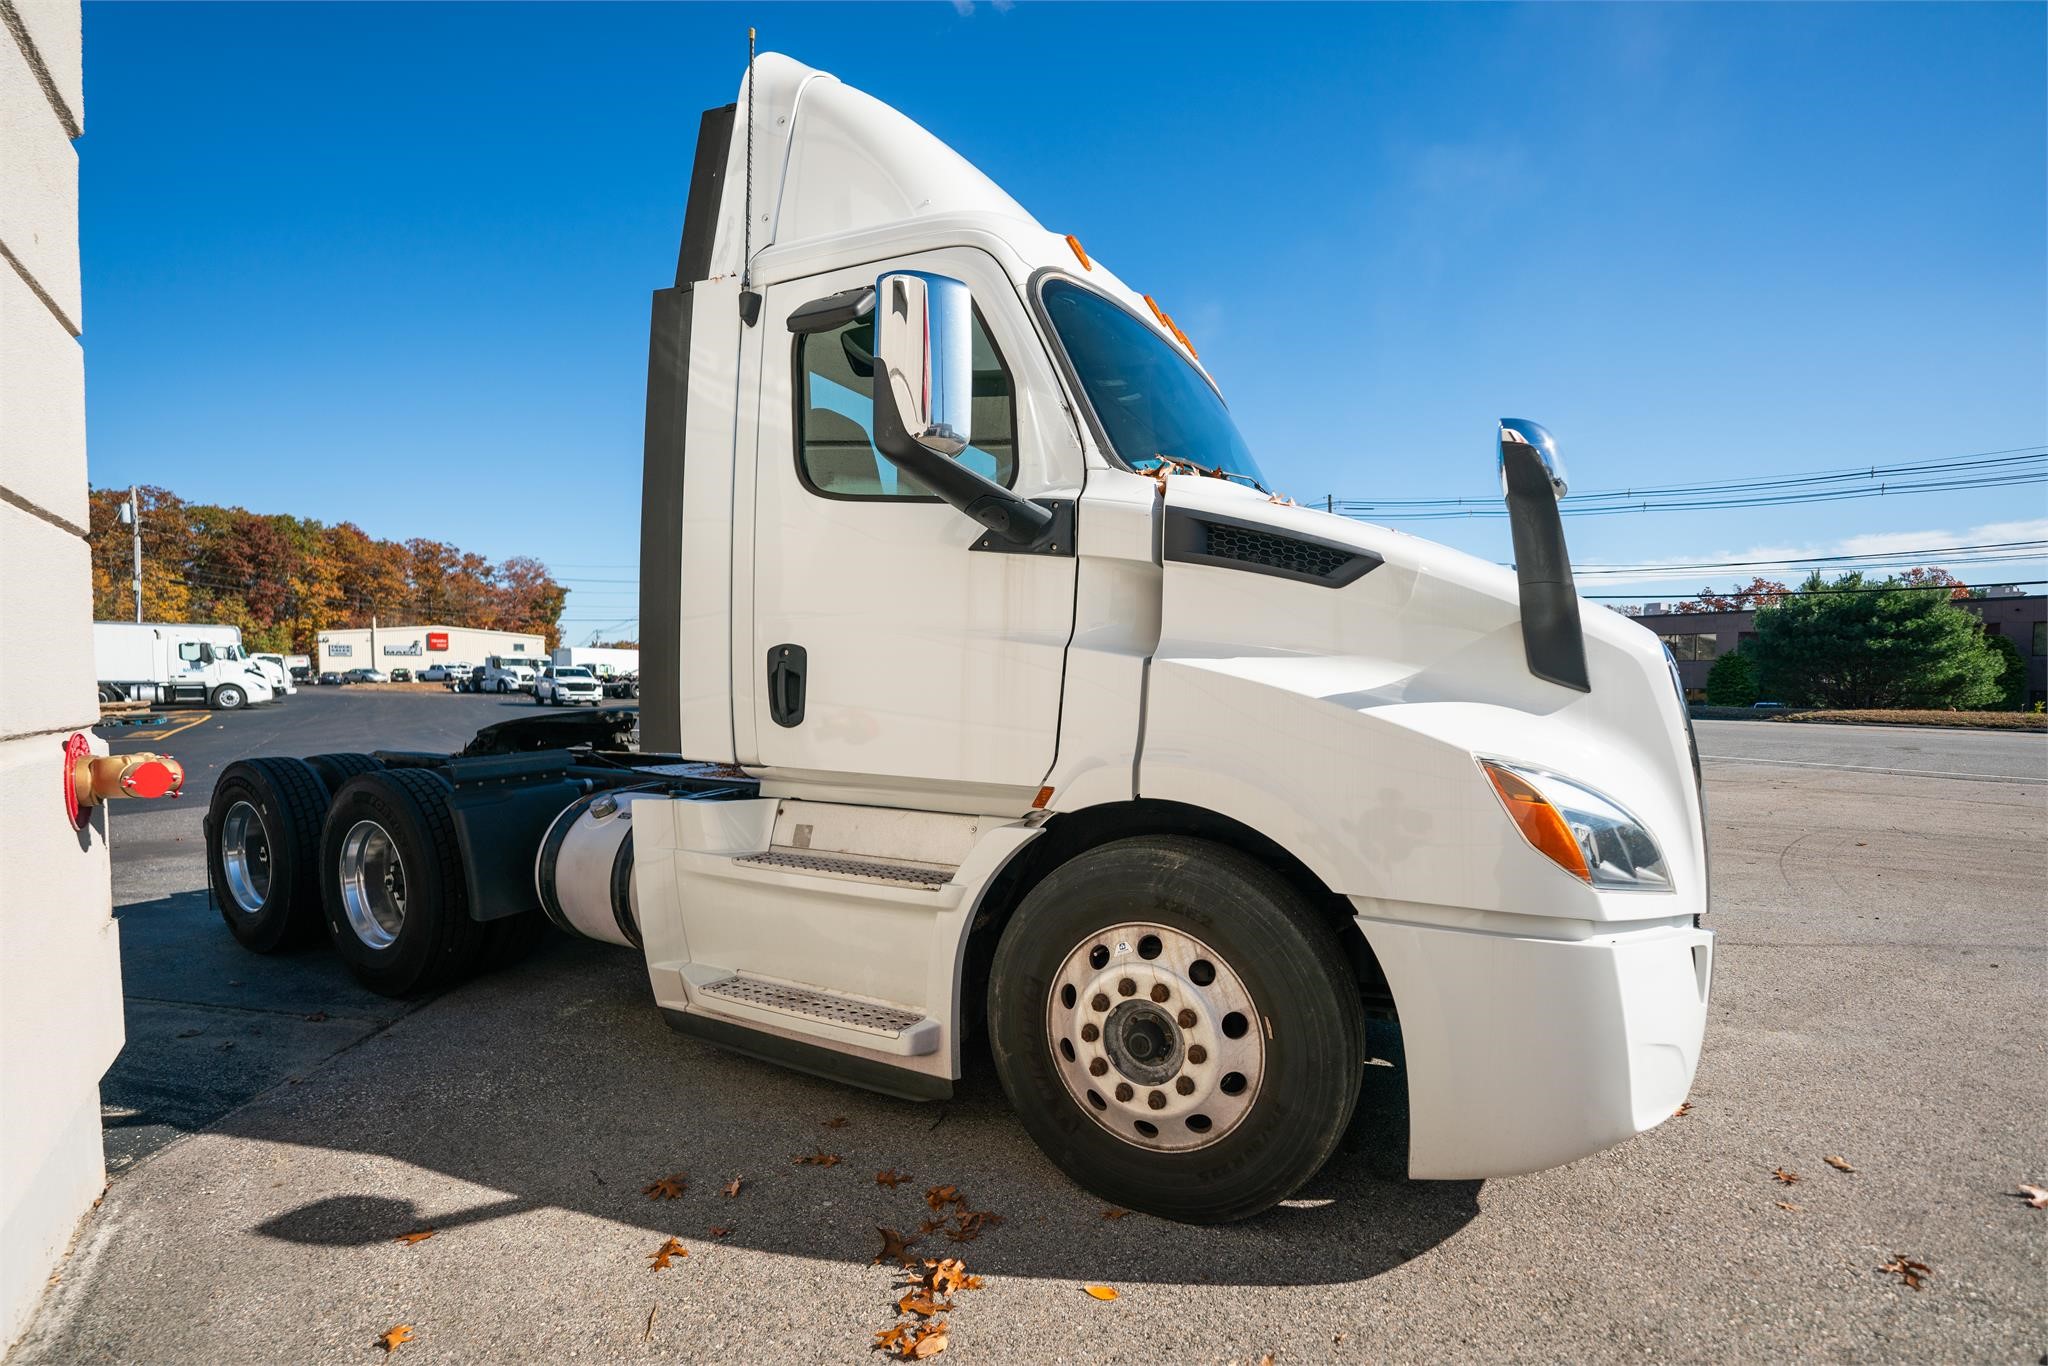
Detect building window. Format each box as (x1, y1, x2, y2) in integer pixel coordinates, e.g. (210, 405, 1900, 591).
(1658, 633, 1720, 662)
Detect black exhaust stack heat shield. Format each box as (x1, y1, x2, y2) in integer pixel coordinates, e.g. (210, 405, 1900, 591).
(1500, 421, 1591, 692)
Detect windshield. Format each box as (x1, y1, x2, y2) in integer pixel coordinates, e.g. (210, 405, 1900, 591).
(1041, 278, 1266, 487)
(558, 668, 593, 679)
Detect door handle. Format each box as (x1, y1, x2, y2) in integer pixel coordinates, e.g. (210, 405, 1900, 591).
(766, 644, 807, 727)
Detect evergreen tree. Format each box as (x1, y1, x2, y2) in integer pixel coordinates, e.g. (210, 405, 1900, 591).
(1751, 572, 2003, 709)
(1704, 650, 1759, 706)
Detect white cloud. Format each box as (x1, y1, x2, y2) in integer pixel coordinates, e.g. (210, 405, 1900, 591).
(1577, 518, 2048, 583)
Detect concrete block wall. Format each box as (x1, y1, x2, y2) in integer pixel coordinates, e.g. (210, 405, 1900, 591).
(0, 0, 122, 1349)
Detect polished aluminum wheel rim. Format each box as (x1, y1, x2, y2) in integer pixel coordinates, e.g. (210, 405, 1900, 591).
(219, 800, 272, 913)
(1046, 922, 1265, 1152)
(338, 819, 406, 950)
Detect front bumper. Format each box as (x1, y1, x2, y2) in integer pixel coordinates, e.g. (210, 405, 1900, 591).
(1354, 905, 1712, 1179)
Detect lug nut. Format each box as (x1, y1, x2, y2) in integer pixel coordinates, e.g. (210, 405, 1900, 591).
(1187, 1044, 1207, 1065)
(1149, 983, 1170, 1003)
(1114, 1083, 1133, 1103)
(1147, 1090, 1166, 1110)
(1091, 993, 1110, 1012)
(1177, 1008, 1197, 1028)
(1089, 1058, 1108, 1077)
(1176, 1076, 1195, 1095)
(1080, 1023, 1099, 1042)
(1117, 978, 1136, 997)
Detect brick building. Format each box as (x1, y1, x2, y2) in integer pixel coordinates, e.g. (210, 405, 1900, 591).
(1634, 592, 2047, 705)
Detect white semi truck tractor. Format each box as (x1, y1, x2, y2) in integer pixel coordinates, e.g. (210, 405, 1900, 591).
(202, 54, 1711, 1222)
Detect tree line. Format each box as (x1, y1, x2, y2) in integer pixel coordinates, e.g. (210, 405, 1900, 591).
(88, 486, 568, 654)
(1696, 570, 2028, 710)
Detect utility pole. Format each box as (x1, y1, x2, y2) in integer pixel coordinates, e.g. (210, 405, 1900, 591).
(118, 484, 143, 622)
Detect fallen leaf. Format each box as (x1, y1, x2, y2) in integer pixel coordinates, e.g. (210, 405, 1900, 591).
(1824, 1155, 1856, 1173)
(796, 1150, 843, 1168)
(1100, 1208, 1131, 1221)
(876, 1169, 913, 1189)
(722, 1176, 745, 1198)
(824, 1116, 849, 1129)
(874, 1323, 912, 1353)
(1877, 1253, 1931, 1291)
(1772, 1168, 1801, 1185)
(643, 1173, 688, 1200)
(921, 1258, 984, 1295)
(643, 1305, 656, 1341)
(907, 1320, 950, 1359)
(175, 1029, 201, 1039)
(919, 1217, 946, 1235)
(942, 1209, 1005, 1243)
(2014, 1183, 2048, 1209)
(896, 1290, 954, 1317)
(378, 1325, 412, 1353)
(1672, 1102, 1692, 1118)
(1775, 1201, 1803, 1212)
(874, 1227, 922, 1266)
(393, 1228, 435, 1246)
(925, 1184, 964, 1212)
(647, 1237, 688, 1271)
(1256, 1356, 1275, 1366)
(1082, 1284, 1119, 1301)
(708, 1225, 734, 1239)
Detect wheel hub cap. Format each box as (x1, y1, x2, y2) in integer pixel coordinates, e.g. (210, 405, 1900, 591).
(1045, 922, 1265, 1152)
(338, 819, 406, 950)
(220, 800, 272, 914)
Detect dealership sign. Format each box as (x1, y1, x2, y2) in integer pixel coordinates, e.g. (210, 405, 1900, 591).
(329, 644, 353, 657)
(383, 641, 424, 657)
(427, 631, 449, 652)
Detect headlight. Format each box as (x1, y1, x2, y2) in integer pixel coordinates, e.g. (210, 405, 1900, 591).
(1478, 758, 1672, 892)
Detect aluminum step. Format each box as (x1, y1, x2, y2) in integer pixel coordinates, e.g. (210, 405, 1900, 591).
(733, 848, 954, 888)
(694, 973, 938, 1054)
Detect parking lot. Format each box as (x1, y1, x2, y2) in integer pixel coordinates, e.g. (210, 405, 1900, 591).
(10, 701, 2045, 1363)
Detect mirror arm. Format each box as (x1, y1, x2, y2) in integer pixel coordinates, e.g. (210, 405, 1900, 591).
(873, 396, 1056, 546)
(1501, 441, 1590, 692)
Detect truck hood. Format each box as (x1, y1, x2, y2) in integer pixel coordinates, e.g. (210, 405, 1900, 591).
(1147, 477, 1705, 923)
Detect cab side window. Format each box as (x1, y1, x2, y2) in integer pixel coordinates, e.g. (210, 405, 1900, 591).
(795, 311, 1016, 499)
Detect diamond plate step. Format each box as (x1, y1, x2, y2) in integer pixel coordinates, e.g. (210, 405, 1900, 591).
(696, 974, 933, 1050)
(733, 848, 954, 888)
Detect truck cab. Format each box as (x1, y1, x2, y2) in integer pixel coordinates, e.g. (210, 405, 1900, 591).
(203, 54, 1710, 1223)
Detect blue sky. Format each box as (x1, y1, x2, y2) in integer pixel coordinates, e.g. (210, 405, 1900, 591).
(81, 3, 2046, 638)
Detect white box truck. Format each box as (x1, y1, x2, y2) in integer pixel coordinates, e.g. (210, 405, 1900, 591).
(199, 54, 1710, 1222)
(95, 621, 278, 710)
(550, 646, 639, 679)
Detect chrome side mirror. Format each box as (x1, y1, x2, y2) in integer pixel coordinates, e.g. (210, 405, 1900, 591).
(1498, 418, 1567, 501)
(873, 271, 974, 458)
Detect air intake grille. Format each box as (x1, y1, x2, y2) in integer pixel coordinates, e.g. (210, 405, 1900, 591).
(1203, 522, 1356, 580)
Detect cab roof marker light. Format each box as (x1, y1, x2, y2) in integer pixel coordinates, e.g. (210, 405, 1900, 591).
(1065, 234, 1092, 270)
(1140, 294, 1199, 358)
(1479, 758, 1673, 892)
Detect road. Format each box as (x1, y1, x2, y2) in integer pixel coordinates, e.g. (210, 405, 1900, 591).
(10, 702, 2045, 1363)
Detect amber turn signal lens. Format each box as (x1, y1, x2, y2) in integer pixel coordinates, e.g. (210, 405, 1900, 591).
(1065, 234, 1091, 270)
(1480, 760, 1591, 883)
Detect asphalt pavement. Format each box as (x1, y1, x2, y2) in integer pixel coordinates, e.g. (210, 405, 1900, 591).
(9, 699, 2045, 1363)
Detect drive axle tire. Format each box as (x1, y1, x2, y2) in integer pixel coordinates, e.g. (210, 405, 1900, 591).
(207, 757, 330, 952)
(320, 768, 484, 997)
(987, 836, 1365, 1224)
(211, 683, 247, 711)
(303, 752, 381, 794)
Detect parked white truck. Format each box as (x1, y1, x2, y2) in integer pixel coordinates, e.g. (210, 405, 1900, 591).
(200, 54, 1710, 1222)
(551, 646, 639, 678)
(96, 621, 279, 710)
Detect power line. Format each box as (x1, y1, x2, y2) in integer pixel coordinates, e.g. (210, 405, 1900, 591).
(1589, 579, 2046, 602)
(1573, 539, 2048, 578)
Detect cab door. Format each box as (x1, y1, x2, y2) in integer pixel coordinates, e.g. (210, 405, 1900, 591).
(742, 247, 1080, 802)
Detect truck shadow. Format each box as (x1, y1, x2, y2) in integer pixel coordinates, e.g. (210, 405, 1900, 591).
(115, 891, 1480, 1287)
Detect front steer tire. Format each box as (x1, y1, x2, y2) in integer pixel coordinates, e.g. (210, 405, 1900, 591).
(987, 836, 1365, 1224)
(206, 757, 331, 953)
(320, 768, 484, 997)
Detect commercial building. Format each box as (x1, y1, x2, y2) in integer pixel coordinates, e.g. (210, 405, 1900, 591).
(0, 1, 122, 1346)
(1635, 592, 2047, 705)
(315, 623, 547, 674)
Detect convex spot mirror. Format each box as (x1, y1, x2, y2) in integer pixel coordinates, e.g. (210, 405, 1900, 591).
(1498, 418, 1568, 501)
(873, 271, 973, 459)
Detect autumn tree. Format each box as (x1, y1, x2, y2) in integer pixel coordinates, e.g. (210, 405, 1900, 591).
(1673, 578, 1791, 614)
(1751, 572, 2003, 709)
(1895, 565, 1973, 600)
(84, 484, 568, 652)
